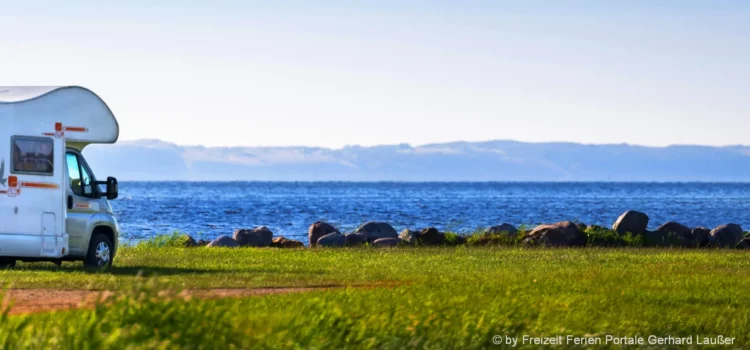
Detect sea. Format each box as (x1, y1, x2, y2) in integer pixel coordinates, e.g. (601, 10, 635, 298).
(114, 182, 750, 245)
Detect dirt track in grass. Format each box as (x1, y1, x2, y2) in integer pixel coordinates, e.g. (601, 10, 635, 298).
(3, 287, 337, 315)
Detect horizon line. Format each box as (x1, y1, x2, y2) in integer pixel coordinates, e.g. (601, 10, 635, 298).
(113, 180, 750, 184)
(116, 138, 750, 150)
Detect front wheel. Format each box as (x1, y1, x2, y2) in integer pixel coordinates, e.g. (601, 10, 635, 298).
(84, 234, 114, 269)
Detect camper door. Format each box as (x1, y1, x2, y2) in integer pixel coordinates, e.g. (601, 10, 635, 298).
(0, 135, 67, 258)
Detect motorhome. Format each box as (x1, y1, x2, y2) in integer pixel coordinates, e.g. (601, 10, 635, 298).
(0, 86, 119, 268)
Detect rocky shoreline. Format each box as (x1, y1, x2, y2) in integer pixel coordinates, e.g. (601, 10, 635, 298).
(180, 210, 750, 250)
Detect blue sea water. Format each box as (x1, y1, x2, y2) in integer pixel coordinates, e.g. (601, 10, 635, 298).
(114, 182, 750, 245)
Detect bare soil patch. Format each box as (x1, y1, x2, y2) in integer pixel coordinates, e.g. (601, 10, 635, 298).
(3, 287, 335, 315)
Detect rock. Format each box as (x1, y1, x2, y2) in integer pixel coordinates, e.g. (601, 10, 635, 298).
(398, 229, 419, 244)
(344, 233, 366, 247)
(454, 235, 468, 245)
(642, 230, 668, 247)
(612, 210, 649, 236)
(196, 239, 210, 247)
(270, 236, 304, 248)
(398, 227, 446, 245)
(182, 235, 198, 247)
(470, 234, 506, 246)
(233, 226, 273, 247)
(736, 237, 750, 249)
(575, 223, 587, 232)
(206, 235, 239, 248)
(691, 227, 712, 247)
(657, 222, 691, 237)
(656, 222, 692, 247)
(353, 222, 398, 243)
(523, 221, 586, 247)
(317, 233, 346, 247)
(418, 227, 446, 246)
(710, 224, 744, 248)
(373, 238, 402, 248)
(485, 223, 518, 235)
(308, 222, 340, 247)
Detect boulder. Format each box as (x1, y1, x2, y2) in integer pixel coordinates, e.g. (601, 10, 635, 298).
(353, 222, 398, 243)
(736, 237, 750, 249)
(710, 224, 744, 248)
(233, 226, 274, 247)
(373, 238, 402, 248)
(454, 234, 468, 246)
(308, 222, 340, 247)
(344, 233, 366, 247)
(317, 233, 346, 247)
(196, 239, 210, 247)
(612, 210, 649, 236)
(485, 223, 518, 236)
(418, 227, 446, 246)
(691, 227, 712, 247)
(642, 230, 668, 247)
(470, 234, 506, 246)
(523, 221, 585, 247)
(656, 222, 692, 247)
(206, 235, 239, 248)
(398, 229, 419, 244)
(182, 235, 198, 247)
(270, 236, 304, 248)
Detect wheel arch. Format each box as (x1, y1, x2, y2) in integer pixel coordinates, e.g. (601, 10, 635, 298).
(89, 224, 117, 256)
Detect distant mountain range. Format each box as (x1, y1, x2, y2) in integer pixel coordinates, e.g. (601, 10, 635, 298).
(82, 139, 750, 182)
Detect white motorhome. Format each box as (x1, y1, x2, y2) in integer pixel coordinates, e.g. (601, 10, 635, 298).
(0, 86, 120, 268)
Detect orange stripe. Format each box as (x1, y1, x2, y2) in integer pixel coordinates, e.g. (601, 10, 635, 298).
(64, 126, 88, 132)
(75, 204, 90, 208)
(20, 182, 59, 189)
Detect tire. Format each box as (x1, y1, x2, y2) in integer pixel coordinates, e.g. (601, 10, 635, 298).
(84, 233, 114, 269)
(0, 259, 16, 268)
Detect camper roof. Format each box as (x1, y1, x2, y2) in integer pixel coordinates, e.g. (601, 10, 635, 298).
(0, 86, 119, 149)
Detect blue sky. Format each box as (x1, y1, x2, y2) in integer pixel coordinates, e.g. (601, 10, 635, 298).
(1, 1, 748, 148)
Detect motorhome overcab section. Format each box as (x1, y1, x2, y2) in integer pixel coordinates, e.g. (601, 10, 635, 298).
(0, 86, 120, 269)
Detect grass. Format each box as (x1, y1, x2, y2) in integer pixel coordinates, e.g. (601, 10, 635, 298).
(1, 246, 750, 348)
(584, 226, 643, 247)
(137, 231, 196, 248)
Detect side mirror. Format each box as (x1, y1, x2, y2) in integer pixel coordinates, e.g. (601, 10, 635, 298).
(105, 177, 118, 200)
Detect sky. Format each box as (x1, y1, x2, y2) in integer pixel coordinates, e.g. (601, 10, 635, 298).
(1, 1, 748, 148)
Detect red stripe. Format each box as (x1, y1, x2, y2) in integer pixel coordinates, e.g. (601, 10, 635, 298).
(64, 126, 88, 132)
(20, 182, 59, 189)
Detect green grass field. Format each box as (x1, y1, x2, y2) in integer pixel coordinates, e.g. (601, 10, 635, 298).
(1, 246, 749, 348)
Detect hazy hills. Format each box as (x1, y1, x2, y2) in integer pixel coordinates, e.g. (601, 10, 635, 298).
(82, 139, 750, 182)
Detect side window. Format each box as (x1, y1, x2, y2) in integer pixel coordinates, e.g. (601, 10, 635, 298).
(12, 137, 54, 175)
(80, 160, 93, 196)
(66, 153, 83, 196)
(66, 152, 95, 197)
